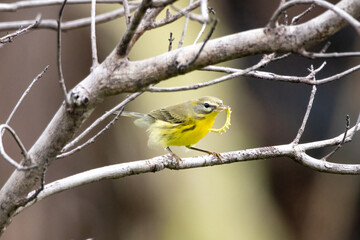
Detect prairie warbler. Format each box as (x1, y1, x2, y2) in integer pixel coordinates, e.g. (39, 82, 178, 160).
(120, 96, 231, 163)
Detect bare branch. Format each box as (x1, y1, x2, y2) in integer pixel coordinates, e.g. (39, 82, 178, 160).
(1, 0, 360, 233)
(268, 0, 360, 35)
(322, 114, 350, 160)
(2, 66, 49, 137)
(56, 106, 125, 159)
(201, 63, 360, 86)
(57, 0, 71, 107)
(177, 0, 193, 48)
(151, 0, 200, 29)
(0, 0, 132, 12)
(177, 19, 217, 71)
(291, 3, 315, 24)
(117, 0, 178, 56)
(170, 3, 206, 24)
(193, 23, 206, 45)
(292, 63, 326, 144)
(123, 0, 131, 25)
(116, 0, 152, 56)
(300, 49, 360, 58)
(0, 6, 138, 31)
(60, 92, 143, 154)
(15, 122, 360, 214)
(168, 32, 174, 51)
(349, 113, 360, 139)
(148, 54, 278, 92)
(200, 0, 209, 23)
(292, 85, 317, 144)
(0, 14, 40, 45)
(16, 159, 48, 208)
(0, 125, 34, 170)
(90, 0, 99, 69)
(316, 64, 360, 84)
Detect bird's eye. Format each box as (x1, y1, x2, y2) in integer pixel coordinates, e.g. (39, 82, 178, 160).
(203, 103, 210, 108)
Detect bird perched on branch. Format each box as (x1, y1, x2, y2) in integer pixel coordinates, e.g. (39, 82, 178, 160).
(118, 96, 231, 164)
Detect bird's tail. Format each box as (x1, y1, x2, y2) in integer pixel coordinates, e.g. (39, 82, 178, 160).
(114, 111, 146, 119)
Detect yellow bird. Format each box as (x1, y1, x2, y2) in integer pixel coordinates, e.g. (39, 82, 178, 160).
(120, 96, 231, 163)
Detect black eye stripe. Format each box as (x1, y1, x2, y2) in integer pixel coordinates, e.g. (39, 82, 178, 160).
(194, 102, 217, 114)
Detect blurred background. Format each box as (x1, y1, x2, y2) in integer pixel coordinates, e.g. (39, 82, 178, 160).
(1, 0, 360, 239)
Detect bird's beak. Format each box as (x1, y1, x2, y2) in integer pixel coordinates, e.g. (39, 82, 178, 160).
(217, 104, 228, 111)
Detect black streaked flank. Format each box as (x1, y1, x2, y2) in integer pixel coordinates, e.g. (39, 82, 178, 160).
(194, 116, 206, 120)
(181, 124, 196, 133)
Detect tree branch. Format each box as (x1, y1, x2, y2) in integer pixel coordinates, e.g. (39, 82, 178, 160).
(201, 61, 360, 85)
(1, 0, 360, 234)
(14, 120, 360, 216)
(116, 0, 152, 56)
(60, 92, 143, 155)
(0, 0, 133, 12)
(90, 0, 99, 69)
(150, 0, 200, 29)
(0, 6, 138, 31)
(0, 125, 31, 170)
(0, 14, 40, 45)
(57, 0, 71, 107)
(2, 66, 49, 135)
(268, 0, 360, 35)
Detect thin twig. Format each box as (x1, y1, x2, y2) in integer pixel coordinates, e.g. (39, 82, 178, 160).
(300, 50, 360, 58)
(200, 63, 360, 86)
(90, 0, 99, 70)
(0, 0, 132, 12)
(2, 66, 49, 137)
(151, 0, 178, 8)
(57, 0, 70, 107)
(292, 63, 326, 144)
(292, 85, 317, 144)
(149, 53, 276, 92)
(0, 14, 41, 45)
(322, 115, 350, 160)
(60, 92, 143, 154)
(168, 32, 174, 51)
(177, 19, 217, 72)
(320, 41, 331, 53)
(123, 7, 165, 54)
(316, 64, 360, 84)
(151, 0, 200, 29)
(0, 6, 139, 31)
(177, 0, 193, 48)
(291, 3, 315, 25)
(191, 1, 215, 45)
(349, 113, 360, 139)
(57, 106, 125, 159)
(170, 1, 205, 24)
(116, 0, 177, 56)
(200, 0, 209, 23)
(0, 124, 36, 170)
(268, 0, 360, 35)
(116, 0, 152, 56)
(123, 0, 131, 25)
(193, 23, 206, 45)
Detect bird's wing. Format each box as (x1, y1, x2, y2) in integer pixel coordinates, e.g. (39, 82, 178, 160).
(149, 107, 187, 124)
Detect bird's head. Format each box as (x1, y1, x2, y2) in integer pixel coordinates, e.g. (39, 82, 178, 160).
(193, 96, 228, 115)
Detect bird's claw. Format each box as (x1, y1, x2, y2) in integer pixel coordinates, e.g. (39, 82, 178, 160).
(210, 152, 222, 163)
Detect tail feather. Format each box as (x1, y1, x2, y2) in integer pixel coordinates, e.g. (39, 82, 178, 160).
(116, 111, 147, 119)
(113, 110, 152, 127)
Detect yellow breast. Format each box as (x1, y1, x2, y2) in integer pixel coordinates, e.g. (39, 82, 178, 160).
(147, 111, 219, 147)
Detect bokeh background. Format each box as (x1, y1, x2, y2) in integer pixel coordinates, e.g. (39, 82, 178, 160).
(1, 0, 360, 239)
